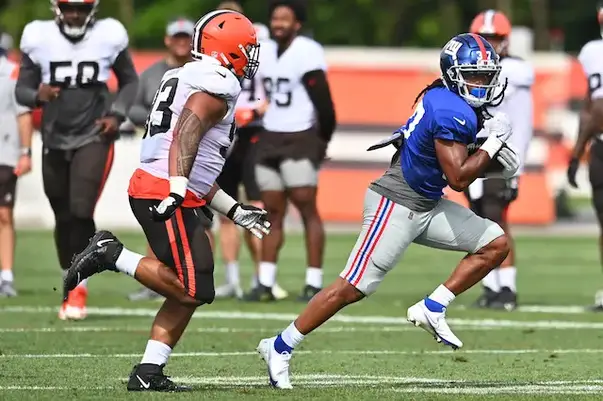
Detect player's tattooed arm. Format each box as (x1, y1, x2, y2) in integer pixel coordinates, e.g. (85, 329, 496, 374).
(435, 139, 491, 192)
(168, 91, 228, 178)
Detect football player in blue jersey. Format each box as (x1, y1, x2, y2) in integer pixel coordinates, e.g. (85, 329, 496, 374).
(255, 33, 520, 389)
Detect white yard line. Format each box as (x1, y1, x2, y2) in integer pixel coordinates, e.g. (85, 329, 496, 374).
(1, 305, 601, 329)
(4, 376, 603, 394)
(2, 348, 603, 359)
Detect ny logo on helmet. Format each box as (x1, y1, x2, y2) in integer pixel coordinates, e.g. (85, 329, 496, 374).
(443, 39, 462, 59)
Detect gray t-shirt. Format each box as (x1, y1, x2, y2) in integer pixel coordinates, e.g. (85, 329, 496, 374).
(128, 60, 173, 127)
(370, 150, 439, 212)
(0, 57, 30, 167)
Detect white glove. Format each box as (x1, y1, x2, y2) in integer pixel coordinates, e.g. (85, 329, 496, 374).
(480, 112, 513, 159)
(209, 189, 271, 239)
(497, 145, 520, 178)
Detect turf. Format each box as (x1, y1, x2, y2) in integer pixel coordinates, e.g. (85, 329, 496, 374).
(2, 230, 603, 400)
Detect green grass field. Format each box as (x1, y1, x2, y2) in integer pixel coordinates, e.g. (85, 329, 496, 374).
(2, 231, 603, 400)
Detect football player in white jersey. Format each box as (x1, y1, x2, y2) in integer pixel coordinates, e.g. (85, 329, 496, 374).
(467, 10, 534, 311)
(213, 0, 289, 300)
(245, 0, 337, 302)
(568, 3, 603, 311)
(0, 40, 34, 297)
(63, 10, 271, 391)
(15, 0, 139, 320)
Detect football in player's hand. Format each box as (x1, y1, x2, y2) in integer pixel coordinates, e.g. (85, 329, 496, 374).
(467, 138, 506, 177)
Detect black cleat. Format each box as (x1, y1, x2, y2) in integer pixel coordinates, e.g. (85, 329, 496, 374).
(490, 287, 518, 311)
(473, 286, 499, 309)
(242, 284, 275, 302)
(63, 231, 123, 297)
(297, 285, 321, 302)
(127, 364, 191, 392)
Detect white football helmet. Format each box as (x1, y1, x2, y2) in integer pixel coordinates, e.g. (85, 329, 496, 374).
(51, 0, 99, 40)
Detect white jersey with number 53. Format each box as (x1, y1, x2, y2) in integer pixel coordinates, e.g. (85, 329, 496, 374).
(139, 57, 241, 199)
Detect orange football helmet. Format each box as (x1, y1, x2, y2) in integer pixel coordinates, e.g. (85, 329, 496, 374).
(470, 10, 511, 54)
(191, 10, 260, 80)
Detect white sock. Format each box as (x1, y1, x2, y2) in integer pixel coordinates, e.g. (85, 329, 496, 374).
(251, 274, 259, 289)
(498, 266, 517, 292)
(481, 269, 501, 292)
(281, 322, 305, 348)
(77, 278, 88, 288)
(226, 262, 240, 286)
(258, 261, 277, 287)
(305, 267, 323, 288)
(115, 247, 143, 277)
(428, 284, 456, 307)
(0, 270, 13, 282)
(140, 339, 172, 365)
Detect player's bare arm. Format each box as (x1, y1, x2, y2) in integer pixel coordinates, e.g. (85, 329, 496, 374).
(568, 94, 603, 187)
(435, 139, 491, 191)
(15, 111, 34, 176)
(169, 91, 227, 178)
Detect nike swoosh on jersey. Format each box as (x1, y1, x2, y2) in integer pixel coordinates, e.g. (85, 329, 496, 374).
(453, 117, 466, 125)
(216, 71, 226, 78)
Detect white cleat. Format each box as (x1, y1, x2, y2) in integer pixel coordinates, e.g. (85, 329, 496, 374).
(257, 336, 293, 389)
(407, 298, 463, 350)
(272, 283, 289, 301)
(214, 283, 244, 299)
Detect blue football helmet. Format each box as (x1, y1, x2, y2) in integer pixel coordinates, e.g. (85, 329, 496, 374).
(440, 33, 502, 108)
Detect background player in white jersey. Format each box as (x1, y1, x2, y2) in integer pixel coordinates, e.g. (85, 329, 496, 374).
(63, 10, 270, 391)
(126, 17, 204, 302)
(568, 3, 603, 311)
(245, 0, 337, 302)
(15, 0, 138, 320)
(0, 40, 34, 297)
(213, 0, 288, 300)
(468, 10, 534, 310)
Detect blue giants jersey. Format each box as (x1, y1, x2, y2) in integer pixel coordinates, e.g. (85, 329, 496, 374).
(400, 87, 479, 199)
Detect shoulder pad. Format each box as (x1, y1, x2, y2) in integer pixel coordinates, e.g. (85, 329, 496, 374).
(20, 20, 48, 54)
(501, 57, 534, 88)
(95, 18, 129, 52)
(579, 40, 603, 66)
(181, 60, 241, 100)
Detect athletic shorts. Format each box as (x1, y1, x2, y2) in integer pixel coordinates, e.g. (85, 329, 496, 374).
(589, 140, 603, 225)
(216, 126, 261, 201)
(0, 165, 17, 208)
(42, 141, 114, 219)
(340, 188, 504, 295)
(254, 128, 327, 191)
(130, 197, 215, 304)
(464, 178, 518, 224)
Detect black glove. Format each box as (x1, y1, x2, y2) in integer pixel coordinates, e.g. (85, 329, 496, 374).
(151, 193, 184, 222)
(567, 157, 579, 188)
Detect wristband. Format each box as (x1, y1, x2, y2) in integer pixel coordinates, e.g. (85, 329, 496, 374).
(20, 147, 32, 157)
(479, 136, 504, 159)
(208, 189, 238, 216)
(169, 176, 188, 198)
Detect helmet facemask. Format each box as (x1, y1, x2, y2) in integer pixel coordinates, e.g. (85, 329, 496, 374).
(52, 1, 97, 40)
(447, 62, 501, 108)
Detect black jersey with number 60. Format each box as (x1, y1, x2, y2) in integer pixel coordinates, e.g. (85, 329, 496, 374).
(139, 57, 241, 199)
(15, 19, 138, 150)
